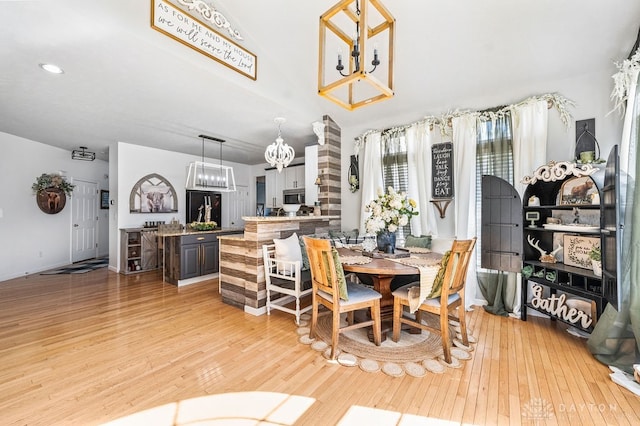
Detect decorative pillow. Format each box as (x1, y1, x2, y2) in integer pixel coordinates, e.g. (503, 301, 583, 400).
(431, 237, 455, 254)
(429, 250, 452, 299)
(405, 234, 432, 249)
(322, 248, 349, 301)
(273, 233, 302, 272)
(299, 235, 311, 271)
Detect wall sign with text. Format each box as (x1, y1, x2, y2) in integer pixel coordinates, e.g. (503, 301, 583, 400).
(151, 0, 257, 80)
(431, 142, 454, 199)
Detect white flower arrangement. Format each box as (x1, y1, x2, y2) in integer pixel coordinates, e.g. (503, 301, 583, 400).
(364, 187, 419, 234)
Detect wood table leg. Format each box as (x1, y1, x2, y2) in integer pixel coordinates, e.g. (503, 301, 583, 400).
(368, 275, 395, 342)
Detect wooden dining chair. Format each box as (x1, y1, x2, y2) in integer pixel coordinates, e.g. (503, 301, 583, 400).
(391, 238, 477, 364)
(303, 236, 382, 360)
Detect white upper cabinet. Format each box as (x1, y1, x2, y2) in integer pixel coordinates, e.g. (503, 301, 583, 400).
(284, 164, 305, 189)
(265, 169, 284, 208)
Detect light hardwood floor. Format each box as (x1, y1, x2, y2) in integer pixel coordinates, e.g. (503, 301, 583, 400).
(0, 268, 638, 425)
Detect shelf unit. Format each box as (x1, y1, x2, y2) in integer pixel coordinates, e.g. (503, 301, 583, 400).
(120, 228, 158, 274)
(520, 162, 606, 333)
(122, 229, 141, 273)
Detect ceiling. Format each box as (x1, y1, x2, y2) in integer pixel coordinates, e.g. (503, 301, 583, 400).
(1, 0, 639, 164)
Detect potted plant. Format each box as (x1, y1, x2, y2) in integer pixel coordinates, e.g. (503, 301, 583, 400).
(589, 245, 602, 277)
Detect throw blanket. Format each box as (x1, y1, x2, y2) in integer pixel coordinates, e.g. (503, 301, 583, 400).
(388, 257, 441, 313)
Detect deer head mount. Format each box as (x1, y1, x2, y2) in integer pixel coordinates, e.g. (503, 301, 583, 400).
(527, 235, 563, 263)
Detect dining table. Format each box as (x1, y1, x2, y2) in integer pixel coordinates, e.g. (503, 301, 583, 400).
(337, 247, 443, 340)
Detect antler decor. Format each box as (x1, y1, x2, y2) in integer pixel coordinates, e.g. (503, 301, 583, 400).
(527, 235, 563, 263)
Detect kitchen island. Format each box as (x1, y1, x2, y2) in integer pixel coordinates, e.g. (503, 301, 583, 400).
(161, 228, 243, 286)
(219, 215, 340, 315)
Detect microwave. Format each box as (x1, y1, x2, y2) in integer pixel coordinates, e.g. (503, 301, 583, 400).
(283, 189, 305, 205)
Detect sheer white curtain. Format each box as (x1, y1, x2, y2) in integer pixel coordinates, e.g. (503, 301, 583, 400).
(406, 122, 438, 237)
(359, 131, 384, 234)
(507, 100, 549, 316)
(512, 100, 548, 196)
(587, 67, 640, 383)
(451, 114, 478, 307)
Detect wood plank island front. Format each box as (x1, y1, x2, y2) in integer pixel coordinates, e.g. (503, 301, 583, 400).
(218, 215, 340, 315)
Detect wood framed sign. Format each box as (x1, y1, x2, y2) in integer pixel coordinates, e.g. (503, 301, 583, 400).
(432, 142, 454, 199)
(563, 234, 599, 269)
(151, 0, 257, 80)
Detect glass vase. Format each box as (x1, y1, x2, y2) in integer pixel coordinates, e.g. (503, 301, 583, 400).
(376, 230, 396, 253)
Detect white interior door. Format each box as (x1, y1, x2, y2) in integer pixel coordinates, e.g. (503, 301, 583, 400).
(72, 180, 98, 262)
(225, 185, 250, 228)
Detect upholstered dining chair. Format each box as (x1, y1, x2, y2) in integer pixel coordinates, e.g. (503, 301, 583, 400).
(303, 236, 382, 360)
(391, 238, 477, 364)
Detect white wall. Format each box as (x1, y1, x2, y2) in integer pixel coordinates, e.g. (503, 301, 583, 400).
(338, 68, 625, 236)
(0, 132, 109, 281)
(114, 142, 255, 271)
(1, 66, 623, 282)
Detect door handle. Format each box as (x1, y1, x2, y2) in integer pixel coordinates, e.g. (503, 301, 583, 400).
(73, 224, 79, 227)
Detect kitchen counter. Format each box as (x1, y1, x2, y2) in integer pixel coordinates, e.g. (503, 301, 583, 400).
(241, 215, 339, 221)
(219, 215, 341, 315)
(158, 227, 244, 237)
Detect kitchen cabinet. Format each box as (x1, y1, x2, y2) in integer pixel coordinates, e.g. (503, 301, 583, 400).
(120, 228, 158, 274)
(265, 168, 284, 208)
(179, 234, 218, 279)
(284, 164, 305, 189)
(164, 230, 242, 285)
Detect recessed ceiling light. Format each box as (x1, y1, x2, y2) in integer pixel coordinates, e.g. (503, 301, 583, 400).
(39, 63, 64, 74)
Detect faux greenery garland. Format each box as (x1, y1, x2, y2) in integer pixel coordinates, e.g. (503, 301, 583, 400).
(32, 173, 75, 196)
(610, 47, 640, 116)
(354, 92, 575, 151)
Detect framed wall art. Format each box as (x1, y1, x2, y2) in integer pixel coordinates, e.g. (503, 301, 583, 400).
(563, 234, 600, 269)
(100, 190, 109, 209)
(557, 176, 598, 205)
(129, 173, 178, 213)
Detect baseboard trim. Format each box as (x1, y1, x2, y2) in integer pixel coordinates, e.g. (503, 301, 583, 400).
(245, 305, 266, 317)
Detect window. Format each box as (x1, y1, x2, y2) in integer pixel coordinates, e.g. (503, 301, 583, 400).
(381, 130, 411, 241)
(475, 114, 514, 269)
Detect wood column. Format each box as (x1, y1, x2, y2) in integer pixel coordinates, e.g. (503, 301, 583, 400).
(318, 115, 341, 229)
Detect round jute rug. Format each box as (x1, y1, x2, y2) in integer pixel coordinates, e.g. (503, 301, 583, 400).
(296, 312, 475, 377)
